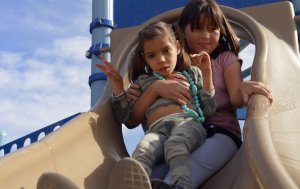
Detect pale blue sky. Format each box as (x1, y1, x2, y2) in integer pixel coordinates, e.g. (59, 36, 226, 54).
(0, 0, 92, 144)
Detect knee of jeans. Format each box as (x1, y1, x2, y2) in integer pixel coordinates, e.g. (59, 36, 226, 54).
(164, 137, 189, 160)
(166, 133, 198, 150)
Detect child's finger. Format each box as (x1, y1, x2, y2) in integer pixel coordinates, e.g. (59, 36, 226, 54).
(96, 63, 106, 71)
(98, 54, 109, 63)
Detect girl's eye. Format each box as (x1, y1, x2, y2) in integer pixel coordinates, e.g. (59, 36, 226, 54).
(209, 27, 219, 31)
(195, 26, 203, 30)
(163, 48, 170, 53)
(146, 54, 155, 59)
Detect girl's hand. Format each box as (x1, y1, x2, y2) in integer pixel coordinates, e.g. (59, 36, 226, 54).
(166, 73, 187, 81)
(126, 83, 141, 102)
(96, 55, 123, 83)
(96, 55, 124, 95)
(126, 75, 190, 103)
(152, 80, 192, 105)
(190, 51, 212, 73)
(240, 80, 273, 105)
(190, 51, 214, 92)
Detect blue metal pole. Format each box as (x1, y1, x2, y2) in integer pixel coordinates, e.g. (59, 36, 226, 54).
(292, 0, 300, 44)
(89, 0, 114, 106)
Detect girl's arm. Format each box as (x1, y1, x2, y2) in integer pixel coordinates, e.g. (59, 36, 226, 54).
(192, 66, 216, 116)
(126, 82, 159, 125)
(224, 61, 273, 107)
(240, 80, 273, 105)
(190, 52, 214, 92)
(96, 55, 124, 95)
(189, 54, 216, 116)
(96, 55, 137, 126)
(126, 83, 142, 102)
(126, 79, 192, 125)
(224, 61, 245, 107)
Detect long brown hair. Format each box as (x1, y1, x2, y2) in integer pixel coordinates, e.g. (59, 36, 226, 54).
(177, 0, 240, 58)
(128, 21, 190, 83)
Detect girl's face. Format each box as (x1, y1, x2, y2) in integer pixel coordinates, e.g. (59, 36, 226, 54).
(143, 34, 180, 77)
(184, 16, 221, 55)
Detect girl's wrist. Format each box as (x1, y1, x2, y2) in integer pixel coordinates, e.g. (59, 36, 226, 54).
(149, 81, 161, 97)
(201, 69, 212, 77)
(113, 83, 124, 96)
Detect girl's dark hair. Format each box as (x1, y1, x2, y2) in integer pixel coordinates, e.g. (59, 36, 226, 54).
(128, 21, 190, 83)
(177, 0, 240, 58)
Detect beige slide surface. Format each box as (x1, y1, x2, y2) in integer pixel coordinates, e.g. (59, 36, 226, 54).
(0, 1, 300, 189)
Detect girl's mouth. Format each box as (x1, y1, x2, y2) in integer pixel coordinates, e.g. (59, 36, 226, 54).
(160, 66, 169, 72)
(197, 42, 210, 49)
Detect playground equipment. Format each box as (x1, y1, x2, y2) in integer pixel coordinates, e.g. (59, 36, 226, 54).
(0, 1, 300, 189)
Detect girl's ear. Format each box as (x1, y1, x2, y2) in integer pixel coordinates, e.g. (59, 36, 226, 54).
(176, 40, 181, 54)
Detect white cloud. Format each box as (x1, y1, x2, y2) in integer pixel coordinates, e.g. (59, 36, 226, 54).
(0, 52, 23, 68)
(0, 41, 91, 142)
(0, 1, 92, 145)
(34, 36, 90, 61)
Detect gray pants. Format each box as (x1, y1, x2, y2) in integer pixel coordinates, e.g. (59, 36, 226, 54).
(132, 113, 206, 189)
(151, 133, 238, 189)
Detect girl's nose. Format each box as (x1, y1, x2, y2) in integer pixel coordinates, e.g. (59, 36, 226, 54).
(200, 30, 210, 39)
(158, 55, 166, 63)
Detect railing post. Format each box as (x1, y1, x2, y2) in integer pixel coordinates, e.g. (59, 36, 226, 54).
(88, 0, 114, 106)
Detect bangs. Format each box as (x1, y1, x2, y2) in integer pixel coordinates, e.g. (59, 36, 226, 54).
(189, 4, 223, 31)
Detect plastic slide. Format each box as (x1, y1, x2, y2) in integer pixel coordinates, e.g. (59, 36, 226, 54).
(0, 1, 299, 189)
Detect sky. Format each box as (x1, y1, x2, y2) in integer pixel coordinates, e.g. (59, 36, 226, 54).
(0, 0, 92, 145)
(0, 0, 254, 156)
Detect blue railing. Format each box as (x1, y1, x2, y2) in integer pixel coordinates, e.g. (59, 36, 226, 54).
(0, 113, 81, 156)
